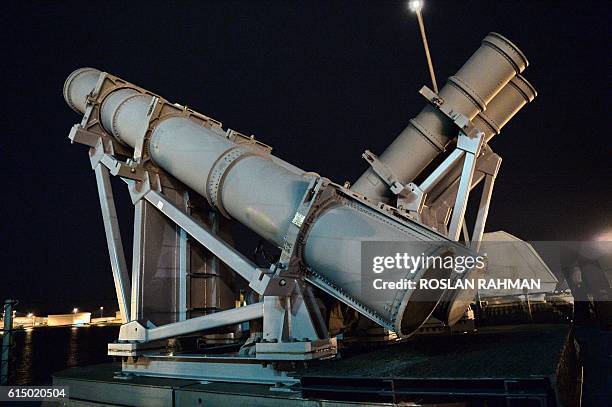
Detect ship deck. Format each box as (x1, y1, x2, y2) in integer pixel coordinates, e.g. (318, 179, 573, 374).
(50, 324, 595, 406)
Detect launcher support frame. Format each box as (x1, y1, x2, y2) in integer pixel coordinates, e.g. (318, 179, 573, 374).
(74, 127, 336, 364)
(64, 65, 514, 383)
(365, 85, 501, 251)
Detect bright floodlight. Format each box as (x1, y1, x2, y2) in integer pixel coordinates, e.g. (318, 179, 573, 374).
(27, 313, 33, 318)
(408, 0, 423, 12)
(73, 307, 78, 314)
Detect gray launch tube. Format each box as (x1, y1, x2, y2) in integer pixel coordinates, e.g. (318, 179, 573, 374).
(64, 68, 101, 114)
(351, 33, 528, 203)
(472, 74, 537, 142)
(427, 74, 537, 204)
(64, 69, 454, 335)
(150, 117, 309, 245)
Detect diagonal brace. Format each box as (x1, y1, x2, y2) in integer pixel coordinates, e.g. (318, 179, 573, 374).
(92, 161, 132, 323)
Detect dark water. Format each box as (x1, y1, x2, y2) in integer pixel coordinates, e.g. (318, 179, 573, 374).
(5, 325, 119, 385)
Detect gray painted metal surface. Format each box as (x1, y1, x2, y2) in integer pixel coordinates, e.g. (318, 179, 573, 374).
(128, 188, 186, 326)
(59, 28, 549, 386)
(93, 162, 131, 323)
(350, 33, 529, 203)
(54, 375, 176, 407)
(52, 363, 392, 406)
(61, 30, 540, 353)
(150, 117, 309, 245)
(473, 74, 537, 142)
(63, 67, 101, 114)
(479, 231, 559, 298)
(118, 302, 264, 343)
(423, 74, 536, 208)
(130, 199, 145, 321)
(123, 355, 299, 385)
(142, 189, 265, 290)
(64, 68, 465, 336)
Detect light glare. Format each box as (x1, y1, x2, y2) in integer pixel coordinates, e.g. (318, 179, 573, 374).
(594, 230, 612, 242)
(408, 0, 423, 12)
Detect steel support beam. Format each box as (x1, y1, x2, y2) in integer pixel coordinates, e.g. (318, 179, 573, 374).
(448, 152, 478, 241)
(470, 155, 501, 251)
(94, 163, 131, 322)
(420, 148, 465, 193)
(119, 302, 264, 342)
(447, 133, 483, 241)
(130, 200, 145, 321)
(121, 356, 299, 385)
(177, 191, 190, 322)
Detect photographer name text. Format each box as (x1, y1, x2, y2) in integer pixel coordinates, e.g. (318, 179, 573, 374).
(372, 278, 541, 291)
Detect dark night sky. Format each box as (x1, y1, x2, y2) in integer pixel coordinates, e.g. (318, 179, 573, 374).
(1, 1, 610, 314)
